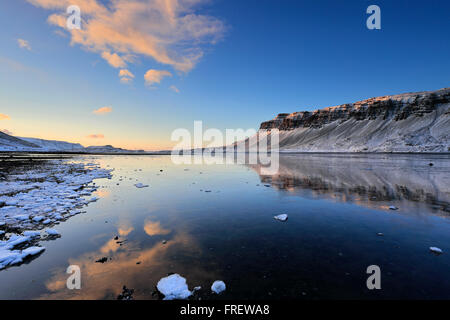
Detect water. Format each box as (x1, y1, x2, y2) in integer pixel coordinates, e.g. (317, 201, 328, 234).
(0, 154, 449, 300)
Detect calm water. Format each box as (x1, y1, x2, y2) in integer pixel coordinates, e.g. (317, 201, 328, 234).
(1, 154, 450, 300)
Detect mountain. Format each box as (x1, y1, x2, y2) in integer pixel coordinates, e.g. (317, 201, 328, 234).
(19, 137, 85, 152)
(258, 88, 450, 152)
(0, 132, 40, 150)
(0, 133, 147, 154)
(85, 145, 146, 154)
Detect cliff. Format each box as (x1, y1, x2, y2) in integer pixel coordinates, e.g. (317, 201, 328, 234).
(259, 88, 450, 152)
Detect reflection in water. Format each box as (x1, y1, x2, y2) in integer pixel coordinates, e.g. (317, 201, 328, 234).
(41, 222, 213, 300)
(0, 154, 449, 300)
(249, 154, 450, 215)
(144, 220, 171, 237)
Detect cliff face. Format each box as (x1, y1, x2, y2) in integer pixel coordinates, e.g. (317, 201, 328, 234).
(259, 88, 450, 152)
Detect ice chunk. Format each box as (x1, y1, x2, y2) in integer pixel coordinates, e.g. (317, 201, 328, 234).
(157, 274, 192, 300)
(135, 183, 149, 189)
(211, 280, 226, 294)
(32, 216, 45, 222)
(23, 231, 41, 238)
(45, 229, 60, 236)
(274, 214, 288, 222)
(429, 247, 443, 254)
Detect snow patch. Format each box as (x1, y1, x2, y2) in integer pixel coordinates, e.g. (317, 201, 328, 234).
(211, 280, 226, 294)
(274, 214, 288, 222)
(157, 274, 192, 300)
(135, 183, 149, 188)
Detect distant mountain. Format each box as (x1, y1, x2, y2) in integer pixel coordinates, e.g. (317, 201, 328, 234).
(20, 137, 85, 152)
(0, 132, 40, 150)
(257, 88, 450, 152)
(0, 132, 147, 154)
(85, 145, 146, 154)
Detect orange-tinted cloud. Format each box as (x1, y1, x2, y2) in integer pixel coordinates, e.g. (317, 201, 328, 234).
(87, 134, 105, 139)
(17, 38, 32, 50)
(0, 114, 10, 120)
(101, 51, 126, 68)
(27, 0, 225, 73)
(119, 69, 135, 84)
(144, 69, 172, 86)
(93, 106, 112, 115)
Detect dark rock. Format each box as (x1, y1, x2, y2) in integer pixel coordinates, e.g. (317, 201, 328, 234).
(117, 286, 134, 300)
(95, 257, 108, 263)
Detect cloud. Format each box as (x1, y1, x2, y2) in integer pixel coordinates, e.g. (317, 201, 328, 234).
(144, 69, 172, 86)
(0, 129, 13, 135)
(118, 69, 134, 83)
(101, 51, 126, 68)
(169, 85, 180, 93)
(27, 0, 225, 73)
(93, 106, 112, 115)
(0, 114, 10, 120)
(17, 38, 32, 50)
(87, 134, 105, 138)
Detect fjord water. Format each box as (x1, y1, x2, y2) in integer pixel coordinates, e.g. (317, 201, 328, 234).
(0, 154, 449, 299)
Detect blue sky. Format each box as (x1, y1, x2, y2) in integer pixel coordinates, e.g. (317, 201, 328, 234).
(0, 0, 449, 150)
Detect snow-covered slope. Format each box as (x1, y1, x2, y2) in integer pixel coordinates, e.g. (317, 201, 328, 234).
(0, 132, 40, 151)
(257, 88, 450, 152)
(19, 137, 85, 152)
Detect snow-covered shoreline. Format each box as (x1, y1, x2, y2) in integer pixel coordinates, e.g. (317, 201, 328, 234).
(0, 158, 113, 270)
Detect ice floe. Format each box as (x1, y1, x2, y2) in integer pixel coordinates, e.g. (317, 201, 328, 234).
(0, 234, 45, 269)
(274, 214, 288, 222)
(134, 183, 149, 188)
(157, 274, 192, 300)
(429, 247, 443, 254)
(45, 229, 60, 236)
(211, 280, 226, 294)
(0, 158, 113, 270)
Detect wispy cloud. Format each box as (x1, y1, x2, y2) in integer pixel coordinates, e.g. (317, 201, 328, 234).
(87, 134, 105, 139)
(93, 106, 112, 115)
(144, 69, 172, 86)
(0, 114, 10, 120)
(101, 51, 126, 68)
(119, 69, 135, 84)
(17, 38, 32, 51)
(27, 0, 225, 74)
(170, 85, 180, 93)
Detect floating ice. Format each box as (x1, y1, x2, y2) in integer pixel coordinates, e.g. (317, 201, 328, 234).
(211, 280, 226, 294)
(429, 247, 443, 254)
(23, 231, 41, 238)
(46, 229, 60, 236)
(135, 183, 149, 188)
(32, 216, 45, 222)
(0, 159, 113, 270)
(274, 214, 288, 222)
(0, 235, 45, 269)
(157, 274, 192, 300)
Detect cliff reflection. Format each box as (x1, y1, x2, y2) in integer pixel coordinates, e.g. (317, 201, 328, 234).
(249, 154, 450, 215)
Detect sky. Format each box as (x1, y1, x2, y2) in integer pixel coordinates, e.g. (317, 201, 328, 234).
(0, 0, 449, 150)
